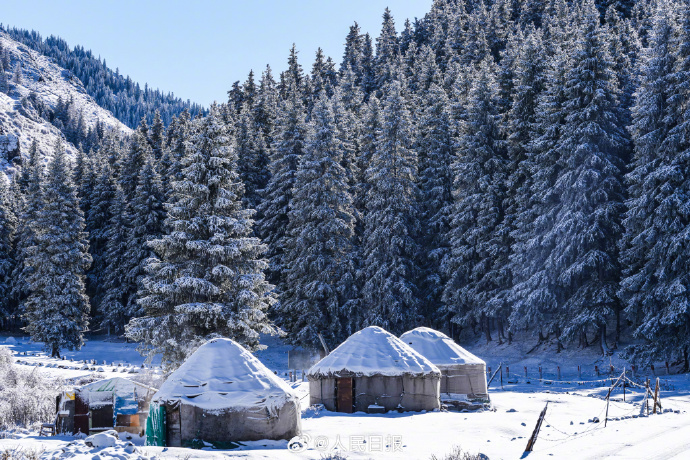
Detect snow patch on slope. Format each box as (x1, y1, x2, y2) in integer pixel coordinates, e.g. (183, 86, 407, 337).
(0, 31, 130, 173)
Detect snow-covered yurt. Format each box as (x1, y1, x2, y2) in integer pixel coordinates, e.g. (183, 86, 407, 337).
(400, 327, 488, 399)
(146, 338, 301, 448)
(307, 326, 441, 413)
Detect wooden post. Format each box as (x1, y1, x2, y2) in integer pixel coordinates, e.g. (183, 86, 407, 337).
(500, 365, 504, 389)
(646, 379, 650, 416)
(623, 368, 626, 402)
(487, 363, 502, 387)
(524, 402, 548, 453)
(557, 366, 561, 381)
(653, 378, 660, 414)
(595, 365, 599, 377)
(651, 364, 655, 376)
(539, 366, 542, 381)
(506, 366, 510, 378)
(665, 361, 670, 375)
(578, 365, 581, 380)
(524, 366, 528, 378)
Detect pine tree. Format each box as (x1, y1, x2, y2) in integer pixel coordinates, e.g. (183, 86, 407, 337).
(620, 0, 690, 368)
(122, 155, 165, 319)
(0, 174, 17, 328)
(375, 7, 399, 92)
(442, 59, 510, 344)
(10, 139, 43, 310)
(257, 86, 308, 283)
(361, 81, 421, 334)
(85, 160, 117, 317)
(22, 140, 91, 357)
(99, 187, 130, 334)
(126, 105, 276, 368)
(150, 110, 165, 160)
(545, 7, 626, 352)
(236, 105, 270, 209)
(279, 96, 358, 347)
(416, 82, 454, 321)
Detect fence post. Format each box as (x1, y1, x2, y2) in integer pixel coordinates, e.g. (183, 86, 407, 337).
(653, 378, 660, 414)
(506, 366, 510, 379)
(578, 365, 581, 380)
(524, 366, 528, 379)
(623, 368, 626, 402)
(500, 365, 504, 389)
(665, 361, 670, 375)
(557, 366, 561, 381)
(539, 366, 542, 381)
(595, 365, 599, 377)
(524, 403, 548, 453)
(651, 364, 655, 376)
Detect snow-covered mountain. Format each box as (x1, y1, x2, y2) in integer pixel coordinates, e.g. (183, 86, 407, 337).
(0, 31, 130, 173)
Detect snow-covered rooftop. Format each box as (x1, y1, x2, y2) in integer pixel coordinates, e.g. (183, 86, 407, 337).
(400, 327, 485, 368)
(307, 326, 440, 378)
(152, 338, 298, 412)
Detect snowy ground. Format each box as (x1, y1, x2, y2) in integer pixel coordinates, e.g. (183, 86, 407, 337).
(1, 334, 689, 459)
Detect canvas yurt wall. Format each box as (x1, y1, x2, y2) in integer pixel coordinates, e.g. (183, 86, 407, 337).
(307, 326, 441, 413)
(57, 377, 156, 436)
(147, 338, 301, 448)
(400, 327, 488, 399)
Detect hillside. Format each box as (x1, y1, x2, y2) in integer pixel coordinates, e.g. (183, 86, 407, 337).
(0, 31, 130, 171)
(2, 26, 206, 128)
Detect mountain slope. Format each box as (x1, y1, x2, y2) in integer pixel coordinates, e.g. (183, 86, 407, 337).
(0, 31, 130, 171)
(2, 26, 205, 128)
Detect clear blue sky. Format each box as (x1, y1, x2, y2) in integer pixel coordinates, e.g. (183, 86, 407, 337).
(2, 1, 432, 107)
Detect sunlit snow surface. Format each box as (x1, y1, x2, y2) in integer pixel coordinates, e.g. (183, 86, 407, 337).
(2, 334, 689, 459)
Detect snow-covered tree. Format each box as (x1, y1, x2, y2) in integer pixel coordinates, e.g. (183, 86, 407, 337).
(361, 81, 421, 334)
(620, 1, 690, 368)
(126, 105, 277, 368)
(279, 95, 358, 347)
(442, 59, 510, 343)
(257, 87, 308, 283)
(0, 175, 16, 327)
(23, 140, 91, 357)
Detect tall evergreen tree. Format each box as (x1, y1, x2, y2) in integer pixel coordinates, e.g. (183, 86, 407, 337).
(0, 175, 16, 328)
(22, 140, 91, 357)
(442, 59, 510, 343)
(126, 105, 276, 367)
(361, 81, 421, 334)
(279, 96, 358, 347)
(257, 86, 308, 283)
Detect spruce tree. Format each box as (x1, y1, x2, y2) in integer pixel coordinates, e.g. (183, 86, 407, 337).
(620, 1, 690, 368)
(257, 86, 308, 283)
(361, 81, 421, 334)
(280, 96, 358, 347)
(442, 59, 510, 344)
(23, 140, 91, 357)
(126, 105, 276, 367)
(0, 174, 16, 328)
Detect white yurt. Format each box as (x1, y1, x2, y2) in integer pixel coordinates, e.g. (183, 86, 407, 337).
(147, 338, 301, 448)
(307, 326, 441, 413)
(400, 327, 488, 399)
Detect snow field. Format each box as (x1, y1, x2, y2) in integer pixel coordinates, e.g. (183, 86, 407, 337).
(1, 336, 689, 459)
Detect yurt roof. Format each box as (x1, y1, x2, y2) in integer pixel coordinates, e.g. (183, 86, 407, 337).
(400, 327, 485, 368)
(308, 326, 440, 378)
(152, 338, 298, 412)
(80, 376, 157, 394)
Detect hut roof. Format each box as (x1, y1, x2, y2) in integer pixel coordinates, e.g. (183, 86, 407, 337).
(400, 327, 485, 369)
(152, 338, 298, 412)
(308, 326, 440, 378)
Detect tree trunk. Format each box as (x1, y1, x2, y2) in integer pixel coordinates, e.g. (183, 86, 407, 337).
(684, 347, 689, 373)
(51, 345, 60, 359)
(483, 314, 492, 344)
(497, 317, 504, 345)
(599, 325, 608, 356)
(508, 331, 513, 345)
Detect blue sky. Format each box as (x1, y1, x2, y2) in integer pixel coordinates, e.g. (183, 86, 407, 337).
(2, 1, 432, 106)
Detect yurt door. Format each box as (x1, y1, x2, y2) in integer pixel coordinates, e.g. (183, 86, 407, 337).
(336, 378, 353, 413)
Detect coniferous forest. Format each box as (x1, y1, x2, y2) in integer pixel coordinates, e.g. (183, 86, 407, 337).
(2, 0, 690, 371)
